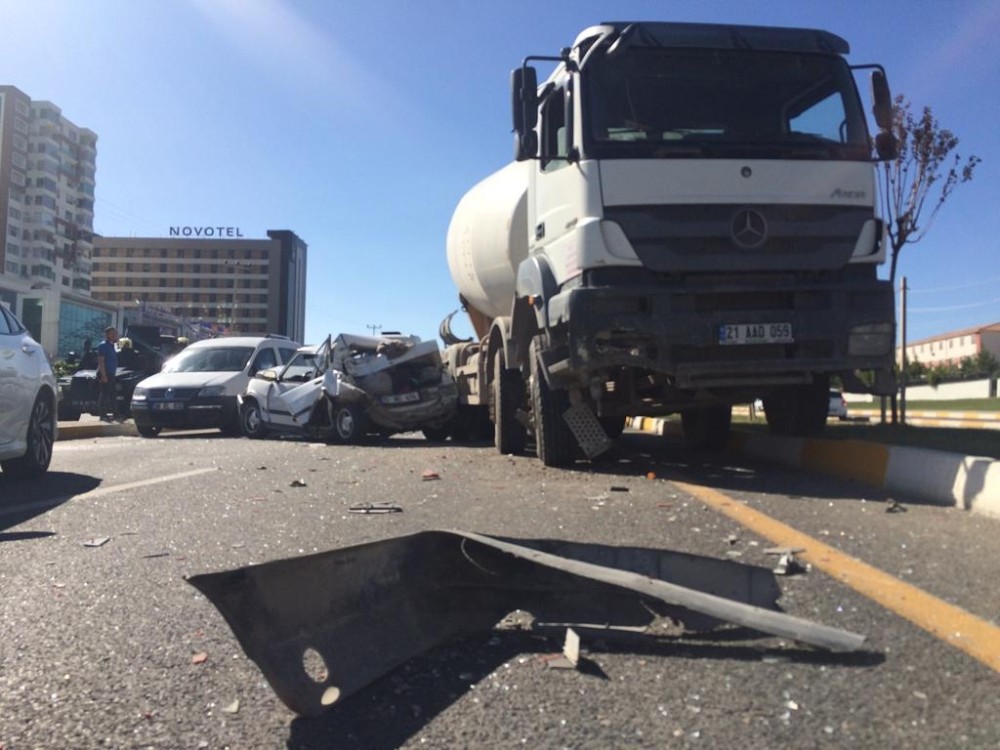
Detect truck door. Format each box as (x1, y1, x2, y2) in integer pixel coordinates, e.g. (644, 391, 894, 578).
(530, 77, 584, 271)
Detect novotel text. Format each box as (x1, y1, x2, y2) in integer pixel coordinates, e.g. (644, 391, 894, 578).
(169, 226, 244, 238)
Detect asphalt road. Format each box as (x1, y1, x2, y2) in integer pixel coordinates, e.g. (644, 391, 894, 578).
(1, 429, 998, 749)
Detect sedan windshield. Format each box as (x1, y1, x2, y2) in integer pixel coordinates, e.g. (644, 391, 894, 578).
(584, 48, 870, 161)
(162, 346, 254, 373)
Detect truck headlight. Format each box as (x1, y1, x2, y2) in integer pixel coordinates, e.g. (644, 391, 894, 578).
(197, 385, 226, 398)
(848, 323, 893, 356)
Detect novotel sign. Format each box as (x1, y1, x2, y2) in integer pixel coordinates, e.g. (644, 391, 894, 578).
(169, 226, 245, 238)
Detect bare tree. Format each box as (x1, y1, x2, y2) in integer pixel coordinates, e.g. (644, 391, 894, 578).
(880, 95, 980, 283)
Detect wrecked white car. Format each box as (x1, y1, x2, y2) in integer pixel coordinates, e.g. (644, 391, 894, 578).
(237, 333, 458, 442)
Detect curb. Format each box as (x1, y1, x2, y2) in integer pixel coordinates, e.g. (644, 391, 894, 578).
(628, 417, 1000, 519)
(57, 420, 138, 441)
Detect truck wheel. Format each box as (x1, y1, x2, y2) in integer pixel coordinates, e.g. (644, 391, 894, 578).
(493, 352, 526, 455)
(331, 402, 364, 443)
(1, 393, 54, 478)
(529, 336, 575, 466)
(240, 399, 269, 439)
(763, 376, 829, 437)
(136, 424, 161, 438)
(681, 407, 732, 450)
(599, 416, 627, 440)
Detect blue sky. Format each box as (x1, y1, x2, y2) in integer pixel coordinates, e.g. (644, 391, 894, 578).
(4, 0, 997, 346)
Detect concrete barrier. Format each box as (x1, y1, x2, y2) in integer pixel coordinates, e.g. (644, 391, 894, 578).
(628, 417, 1000, 519)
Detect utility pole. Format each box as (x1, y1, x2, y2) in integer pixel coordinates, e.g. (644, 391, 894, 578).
(366, 324, 382, 337)
(899, 276, 908, 425)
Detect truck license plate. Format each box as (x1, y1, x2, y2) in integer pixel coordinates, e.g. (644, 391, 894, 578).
(718, 322, 793, 345)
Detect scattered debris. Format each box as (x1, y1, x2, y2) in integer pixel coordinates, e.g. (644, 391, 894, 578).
(421, 470, 441, 481)
(82, 537, 110, 548)
(609, 486, 629, 493)
(544, 628, 581, 670)
(726, 534, 740, 546)
(192, 652, 208, 665)
(646, 472, 656, 480)
(764, 548, 807, 576)
(141, 552, 170, 559)
(886, 498, 907, 513)
(222, 699, 240, 714)
(290, 479, 308, 487)
(348, 503, 403, 514)
(188, 530, 867, 717)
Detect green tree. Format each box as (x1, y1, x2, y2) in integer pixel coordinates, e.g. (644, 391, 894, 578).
(879, 96, 981, 283)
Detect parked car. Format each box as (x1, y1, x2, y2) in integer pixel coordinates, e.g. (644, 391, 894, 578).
(828, 389, 849, 420)
(130, 335, 300, 437)
(57, 325, 186, 421)
(0, 305, 57, 477)
(238, 332, 458, 443)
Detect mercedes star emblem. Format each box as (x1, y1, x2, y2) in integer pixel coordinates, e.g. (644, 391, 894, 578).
(731, 209, 768, 249)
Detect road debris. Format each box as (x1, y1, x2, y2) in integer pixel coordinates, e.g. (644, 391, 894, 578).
(543, 628, 581, 670)
(886, 498, 907, 513)
(191, 652, 208, 665)
(189, 530, 868, 717)
(765, 548, 807, 576)
(609, 486, 629, 493)
(222, 699, 240, 714)
(348, 503, 403, 514)
(82, 537, 110, 548)
(290, 479, 308, 487)
(421, 470, 441, 481)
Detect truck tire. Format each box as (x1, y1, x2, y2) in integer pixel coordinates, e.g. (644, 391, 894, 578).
(240, 399, 269, 439)
(529, 336, 575, 466)
(681, 407, 732, 450)
(599, 416, 627, 440)
(136, 424, 161, 438)
(1, 393, 54, 478)
(763, 376, 829, 437)
(493, 352, 526, 455)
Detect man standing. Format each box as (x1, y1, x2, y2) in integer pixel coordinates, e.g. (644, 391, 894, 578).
(96, 326, 120, 422)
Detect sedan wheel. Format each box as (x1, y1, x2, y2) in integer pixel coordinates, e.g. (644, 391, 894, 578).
(1, 393, 54, 478)
(240, 400, 269, 439)
(331, 402, 364, 443)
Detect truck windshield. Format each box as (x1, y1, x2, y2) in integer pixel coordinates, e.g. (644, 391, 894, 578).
(583, 48, 870, 161)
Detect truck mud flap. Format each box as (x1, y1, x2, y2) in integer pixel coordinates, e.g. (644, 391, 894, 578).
(187, 530, 866, 716)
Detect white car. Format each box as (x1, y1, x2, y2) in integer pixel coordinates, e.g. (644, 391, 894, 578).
(130, 335, 300, 437)
(0, 306, 57, 478)
(238, 333, 458, 442)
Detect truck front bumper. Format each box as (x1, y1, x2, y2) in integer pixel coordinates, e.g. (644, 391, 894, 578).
(546, 273, 895, 390)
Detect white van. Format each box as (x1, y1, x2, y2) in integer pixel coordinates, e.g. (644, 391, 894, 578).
(130, 335, 300, 437)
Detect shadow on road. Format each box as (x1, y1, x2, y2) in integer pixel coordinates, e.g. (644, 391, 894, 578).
(284, 629, 883, 750)
(0, 471, 102, 532)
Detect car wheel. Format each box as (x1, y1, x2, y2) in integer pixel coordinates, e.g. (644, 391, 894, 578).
(136, 423, 161, 438)
(240, 399, 269, 439)
(1, 392, 55, 478)
(331, 402, 364, 443)
(422, 425, 451, 442)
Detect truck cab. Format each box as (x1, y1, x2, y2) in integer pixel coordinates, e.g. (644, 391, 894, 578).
(446, 22, 898, 465)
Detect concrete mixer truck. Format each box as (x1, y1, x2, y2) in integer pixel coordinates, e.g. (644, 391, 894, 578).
(441, 21, 898, 466)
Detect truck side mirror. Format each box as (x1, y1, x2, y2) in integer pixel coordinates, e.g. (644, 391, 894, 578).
(870, 69, 893, 131)
(512, 66, 539, 161)
(874, 131, 898, 161)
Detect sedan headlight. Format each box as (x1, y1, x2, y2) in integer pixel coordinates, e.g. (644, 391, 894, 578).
(197, 385, 227, 398)
(132, 386, 148, 401)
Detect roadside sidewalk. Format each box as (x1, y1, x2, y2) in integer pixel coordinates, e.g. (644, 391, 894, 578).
(628, 417, 1000, 520)
(57, 415, 137, 441)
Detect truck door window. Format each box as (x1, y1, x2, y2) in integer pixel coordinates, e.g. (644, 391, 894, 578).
(540, 85, 568, 171)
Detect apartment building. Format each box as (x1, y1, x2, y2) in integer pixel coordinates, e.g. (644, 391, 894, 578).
(0, 85, 115, 356)
(91, 230, 307, 344)
(901, 321, 1000, 367)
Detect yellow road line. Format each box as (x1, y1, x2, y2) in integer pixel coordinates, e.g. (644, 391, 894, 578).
(671, 478, 1000, 674)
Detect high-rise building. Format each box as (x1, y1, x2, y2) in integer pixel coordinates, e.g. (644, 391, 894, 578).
(91, 230, 307, 344)
(1, 85, 115, 357)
